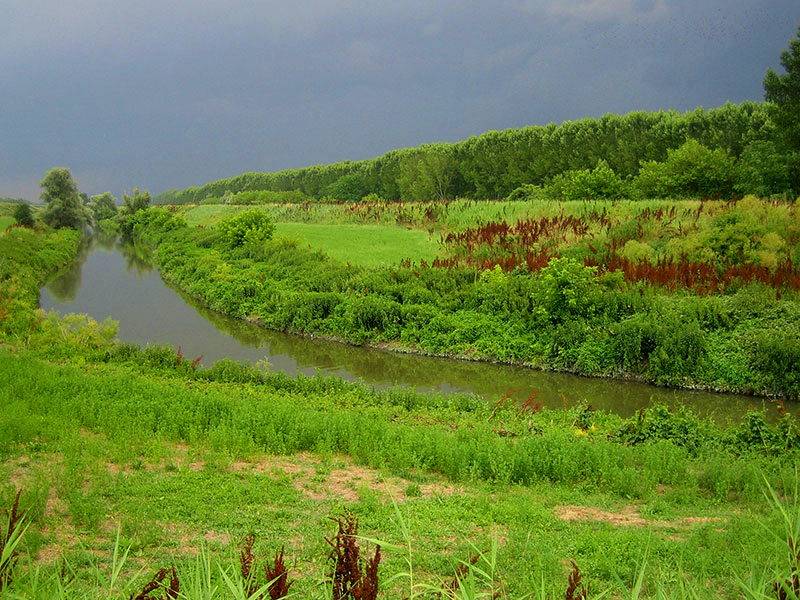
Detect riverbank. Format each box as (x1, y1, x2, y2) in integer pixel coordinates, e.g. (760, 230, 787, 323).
(3, 215, 800, 598)
(127, 201, 800, 401)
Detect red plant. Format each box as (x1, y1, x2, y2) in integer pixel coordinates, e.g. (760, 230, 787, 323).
(326, 511, 381, 600)
(131, 566, 180, 600)
(565, 560, 588, 600)
(265, 546, 293, 599)
(0, 490, 25, 591)
(239, 534, 294, 599)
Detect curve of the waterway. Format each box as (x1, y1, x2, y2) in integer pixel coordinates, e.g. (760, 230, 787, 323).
(38, 235, 785, 421)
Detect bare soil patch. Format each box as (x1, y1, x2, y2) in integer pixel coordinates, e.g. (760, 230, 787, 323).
(555, 505, 723, 530)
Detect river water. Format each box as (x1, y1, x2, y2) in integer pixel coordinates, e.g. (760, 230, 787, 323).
(38, 236, 782, 421)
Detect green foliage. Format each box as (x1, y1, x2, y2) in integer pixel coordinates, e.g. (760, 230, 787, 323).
(636, 140, 737, 198)
(218, 210, 275, 248)
(546, 161, 630, 200)
(735, 141, 793, 197)
(539, 258, 600, 323)
(118, 187, 152, 235)
(325, 173, 368, 203)
(12, 203, 34, 227)
(89, 192, 118, 223)
(397, 150, 457, 201)
(764, 24, 800, 154)
(120, 187, 151, 216)
(39, 167, 88, 230)
(505, 184, 547, 201)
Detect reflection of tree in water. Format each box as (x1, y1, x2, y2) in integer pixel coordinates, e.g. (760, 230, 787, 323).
(119, 240, 154, 277)
(168, 283, 273, 348)
(44, 237, 94, 302)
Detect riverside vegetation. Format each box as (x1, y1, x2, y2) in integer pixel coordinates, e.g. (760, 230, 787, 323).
(122, 196, 800, 400)
(2, 200, 800, 599)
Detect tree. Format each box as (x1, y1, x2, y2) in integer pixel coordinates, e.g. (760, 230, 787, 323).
(39, 167, 88, 229)
(764, 24, 800, 151)
(12, 203, 35, 227)
(119, 186, 151, 216)
(635, 139, 737, 198)
(89, 192, 118, 223)
(397, 150, 456, 201)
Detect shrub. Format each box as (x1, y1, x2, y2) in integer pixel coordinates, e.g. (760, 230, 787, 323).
(12, 204, 34, 227)
(545, 161, 630, 200)
(636, 139, 737, 198)
(218, 210, 275, 248)
(539, 257, 600, 324)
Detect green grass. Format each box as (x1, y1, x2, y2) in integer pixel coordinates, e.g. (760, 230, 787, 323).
(1, 347, 795, 599)
(179, 205, 440, 266)
(180, 204, 244, 227)
(275, 222, 439, 267)
(0, 216, 14, 231)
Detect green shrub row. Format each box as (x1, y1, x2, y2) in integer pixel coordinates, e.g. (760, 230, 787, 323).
(133, 213, 800, 399)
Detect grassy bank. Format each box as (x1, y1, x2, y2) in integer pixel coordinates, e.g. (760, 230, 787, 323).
(130, 199, 800, 399)
(1, 343, 799, 599)
(2, 205, 799, 599)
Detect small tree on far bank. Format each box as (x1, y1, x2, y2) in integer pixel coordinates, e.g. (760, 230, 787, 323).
(12, 203, 35, 227)
(118, 187, 151, 235)
(119, 187, 151, 217)
(39, 167, 88, 230)
(89, 192, 118, 223)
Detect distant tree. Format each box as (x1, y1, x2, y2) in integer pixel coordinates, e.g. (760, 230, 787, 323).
(324, 174, 367, 203)
(120, 187, 151, 216)
(763, 24, 800, 193)
(12, 203, 35, 227)
(39, 167, 88, 229)
(397, 150, 456, 201)
(636, 139, 737, 198)
(764, 24, 800, 151)
(89, 192, 118, 223)
(735, 141, 792, 197)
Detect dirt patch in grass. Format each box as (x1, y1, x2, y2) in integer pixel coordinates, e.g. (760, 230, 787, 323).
(556, 505, 723, 530)
(230, 452, 460, 503)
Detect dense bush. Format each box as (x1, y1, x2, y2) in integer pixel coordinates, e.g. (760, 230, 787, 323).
(636, 140, 737, 198)
(218, 210, 275, 248)
(545, 161, 631, 200)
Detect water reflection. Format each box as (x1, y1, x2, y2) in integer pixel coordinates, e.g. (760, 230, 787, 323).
(39, 236, 790, 422)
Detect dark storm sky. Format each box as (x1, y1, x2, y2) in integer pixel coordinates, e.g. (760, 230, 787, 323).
(2, 0, 799, 201)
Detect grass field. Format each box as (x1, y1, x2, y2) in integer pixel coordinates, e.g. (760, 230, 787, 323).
(275, 222, 439, 267)
(1, 348, 794, 599)
(178, 205, 441, 267)
(0, 216, 15, 231)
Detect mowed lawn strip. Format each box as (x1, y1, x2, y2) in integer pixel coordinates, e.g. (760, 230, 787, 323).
(275, 222, 439, 267)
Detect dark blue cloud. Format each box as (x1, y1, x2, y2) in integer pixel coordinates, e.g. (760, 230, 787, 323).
(1, 0, 799, 200)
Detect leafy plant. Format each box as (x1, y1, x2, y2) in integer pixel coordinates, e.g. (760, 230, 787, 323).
(325, 511, 381, 600)
(219, 210, 276, 248)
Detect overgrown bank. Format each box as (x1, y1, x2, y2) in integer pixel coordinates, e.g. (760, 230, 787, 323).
(2, 205, 800, 599)
(127, 200, 800, 400)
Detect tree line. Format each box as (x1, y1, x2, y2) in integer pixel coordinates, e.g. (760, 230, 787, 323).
(156, 25, 800, 205)
(154, 102, 794, 205)
(14, 167, 152, 232)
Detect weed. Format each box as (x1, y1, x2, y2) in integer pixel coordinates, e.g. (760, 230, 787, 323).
(131, 565, 180, 600)
(326, 510, 381, 600)
(566, 560, 589, 600)
(0, 489, 26, 591)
